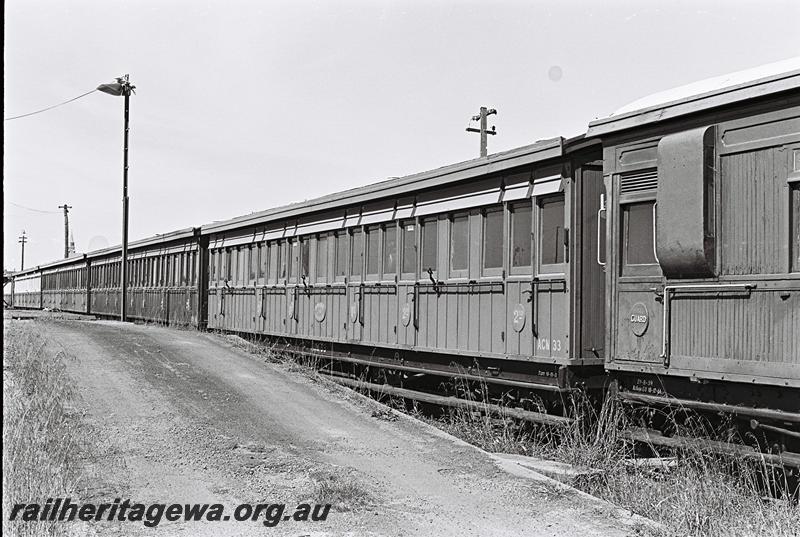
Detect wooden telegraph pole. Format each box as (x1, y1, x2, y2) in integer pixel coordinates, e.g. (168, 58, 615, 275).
(18, 231, 28, 270)
(466, 107, 497, 157)
(58, 204, 72, 258)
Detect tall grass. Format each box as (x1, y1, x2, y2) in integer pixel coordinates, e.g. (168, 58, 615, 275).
(418, 384, 799, 537)
(3, 322, 85, 537)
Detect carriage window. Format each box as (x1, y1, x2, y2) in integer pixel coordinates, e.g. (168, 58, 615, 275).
(223, 249, 231, 283)
(623, 201, 657, 267)
(179, 255, 185, 286)
(351, 228, 364, 278)
(511, 201, 532, 269)
(539, 195, 565, 267)
(335, 232, 347, 281)
(482, 207, 503, 271)
(277, 241, 286, 281)
(421, 218, 438, 275)
(266, 242, 276, 283)
(383, 223, 397, 277)
(450, 213, 469, 275)
(239, 249, 247, 284)
(366, 226, 380, 277)
(300, 238, 310, 278)
(317, 235, 328, 282)
(258, 243, 267, 282)
(250, 246, 260, 283)
(288, 239, 299, 282)
(401, 221, 416, 276)
(791, 184, 800, 272)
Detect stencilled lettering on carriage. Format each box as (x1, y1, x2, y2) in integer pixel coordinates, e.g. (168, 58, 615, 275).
(536, 338, 562, 352)
(631, 377, 665, 395)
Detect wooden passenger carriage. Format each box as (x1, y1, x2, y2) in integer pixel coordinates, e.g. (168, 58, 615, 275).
(86, 228, 203, 326)
(7, 229, 204, 327)
(203, 136, 607, 392)
(587, 60, 800, 431)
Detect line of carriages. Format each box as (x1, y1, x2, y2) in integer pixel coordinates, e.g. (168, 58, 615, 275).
(7, 228, 202, 327)
(5, 62, 799, 441)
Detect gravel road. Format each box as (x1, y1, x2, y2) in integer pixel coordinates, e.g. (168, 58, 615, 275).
(24, 317, 649, 536)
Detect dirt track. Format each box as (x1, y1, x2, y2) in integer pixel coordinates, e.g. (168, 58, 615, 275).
(15, 316, 650, 536)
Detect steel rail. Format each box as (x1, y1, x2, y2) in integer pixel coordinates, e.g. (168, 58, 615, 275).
(326, 375, 573, 427)
(620, 391, 800, 424)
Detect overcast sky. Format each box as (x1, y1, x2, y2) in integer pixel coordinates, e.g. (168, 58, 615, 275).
(4, 0, 799, 270)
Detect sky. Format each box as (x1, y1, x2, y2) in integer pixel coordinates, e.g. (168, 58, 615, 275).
(4, 0, 800, 271)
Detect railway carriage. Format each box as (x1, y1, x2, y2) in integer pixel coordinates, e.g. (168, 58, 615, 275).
(7, 59, 799, 455)
(587, 61, 800, 445)
(41, 257, 89, 313)
(88, 228, 204, 326)
(203, 136, 607, 401)
(9, 270, 42, 309)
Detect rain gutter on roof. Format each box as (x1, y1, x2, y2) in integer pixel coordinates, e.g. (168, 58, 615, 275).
(83, 227, 198, 261)
(586, 69, 800, 137)
(201, 137, 564, 235)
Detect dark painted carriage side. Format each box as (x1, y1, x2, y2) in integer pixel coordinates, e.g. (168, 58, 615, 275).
(587, 62, 800, 431)
(201, 136, 606, 392)
(86, 228, 204, 326)
(40, 256, 90, 313)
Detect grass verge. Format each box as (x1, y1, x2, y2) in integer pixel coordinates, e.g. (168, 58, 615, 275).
(3, 321, 85, 537)
(418, 391, 799, 537)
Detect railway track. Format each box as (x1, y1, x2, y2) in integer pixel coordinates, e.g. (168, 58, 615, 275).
(263, 338, 800, 475)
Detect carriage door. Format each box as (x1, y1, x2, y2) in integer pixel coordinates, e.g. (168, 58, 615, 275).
(575, 165, 606, 360)
(531, 175, 570, 360)
(347, 228, 364, 342)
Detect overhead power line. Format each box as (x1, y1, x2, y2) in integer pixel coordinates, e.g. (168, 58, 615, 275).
(4, 88, 98, 121)
(7, 201, 62, 214)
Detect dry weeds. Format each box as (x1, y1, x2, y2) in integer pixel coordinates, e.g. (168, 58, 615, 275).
(3, 321, 86, 537)
(423, 389, 799, 537)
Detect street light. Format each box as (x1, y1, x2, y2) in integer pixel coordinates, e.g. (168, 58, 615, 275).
(98, 74, 135, 322)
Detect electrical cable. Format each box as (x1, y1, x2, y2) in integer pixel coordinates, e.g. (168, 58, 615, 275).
(4, 89, 98, 121)
(7, 201, 62, 214)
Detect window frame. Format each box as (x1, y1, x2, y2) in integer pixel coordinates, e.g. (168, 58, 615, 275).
(481, 205, 505, 278)
(509, 200, 533, 276)
(248, 244, 258, 285)
(620, 197, 661, 277)
(316, 233, 329, 284)
(400, 219, 417, 281)
(419, 216, 438, 281)
(789, 179, 800, 273)
(382, 222, 398, 281)
(334, 231, 348, 283)
(350, 228, 364, 281)
(299, 237, 310, 282)
(287, 238, 298, 284)
(536, 193, 568, 276)
(448, 212, 470, 280)
(364, 225, 382, 281)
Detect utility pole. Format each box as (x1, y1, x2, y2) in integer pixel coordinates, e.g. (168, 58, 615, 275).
(18, 231, 27, 270)
(466, 106, 497, 158)
(58, 204, 72, 258)
(98, 74, 135, 322)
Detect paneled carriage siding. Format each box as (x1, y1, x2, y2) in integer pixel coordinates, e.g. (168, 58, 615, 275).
(206, 180, 575, 362)
(720, 147, 787, 275)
